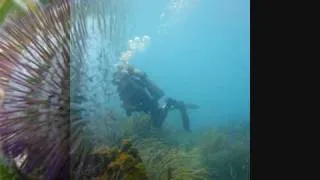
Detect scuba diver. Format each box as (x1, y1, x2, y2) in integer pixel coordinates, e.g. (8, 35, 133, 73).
(112, 63, 199, 132)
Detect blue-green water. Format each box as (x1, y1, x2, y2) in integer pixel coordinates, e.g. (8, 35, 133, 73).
(117, 0, 250, 130)
(0, 0, 250, 179)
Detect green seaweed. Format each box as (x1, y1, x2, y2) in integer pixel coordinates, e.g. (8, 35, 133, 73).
(198, 126, 250, 180)
(0, 162, 19, 180)
(0, 0, 15, 24)
(132, 135, 208, 180)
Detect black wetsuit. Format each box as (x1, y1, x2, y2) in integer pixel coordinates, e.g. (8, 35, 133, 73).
(112, 65, 193, 131)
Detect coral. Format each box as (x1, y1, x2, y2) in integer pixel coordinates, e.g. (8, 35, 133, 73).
(77, 139, 150, 180)
(102, 112, 208, 180)
(89, 111, 249, 180)
(102, 139, 149, 180)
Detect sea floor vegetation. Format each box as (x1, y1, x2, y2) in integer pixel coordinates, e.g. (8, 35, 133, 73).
(0, 1, 249, 179)
(0, 111, 250, 180)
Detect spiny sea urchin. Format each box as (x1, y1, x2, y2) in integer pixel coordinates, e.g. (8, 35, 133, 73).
(0, 0, 131, 179)
(0, 0, 85, 179)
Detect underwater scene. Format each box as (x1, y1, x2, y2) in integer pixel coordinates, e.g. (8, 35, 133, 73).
(0, 0, 249, 179)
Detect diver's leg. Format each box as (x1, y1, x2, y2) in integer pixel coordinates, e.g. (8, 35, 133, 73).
(151, 98, 193, 131)
(150, 107, 169, 128)
(121, 103, 133, 117)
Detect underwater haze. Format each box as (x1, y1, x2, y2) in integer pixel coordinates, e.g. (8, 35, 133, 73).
(0, 0, 250, 179)
(125, 0, 250, 131)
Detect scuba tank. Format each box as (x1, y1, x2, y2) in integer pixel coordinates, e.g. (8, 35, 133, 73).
(143, 78, 164, 101)
(125, 64, 164, 101)
(127, 70, 164, 102)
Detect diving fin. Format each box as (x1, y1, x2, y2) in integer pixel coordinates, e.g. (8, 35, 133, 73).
(184, 103, 199, 109)
(179, 105, 191, 132)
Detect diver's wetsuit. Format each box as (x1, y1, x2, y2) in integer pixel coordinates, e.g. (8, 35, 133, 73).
(112, 64, 196, 131)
